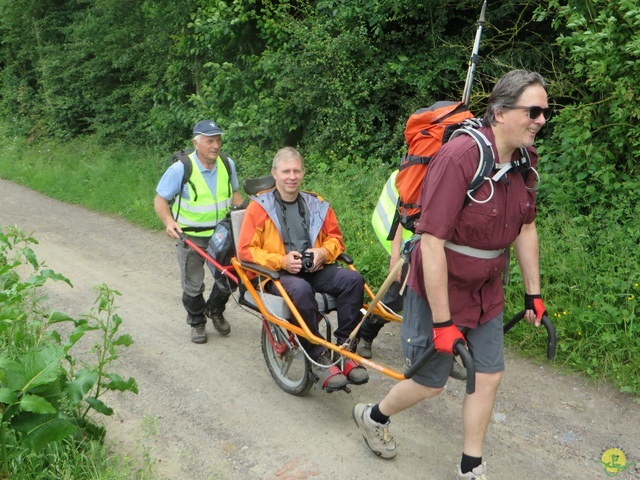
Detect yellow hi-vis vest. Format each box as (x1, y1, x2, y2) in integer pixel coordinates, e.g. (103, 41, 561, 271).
(371, 170, 412, 255)
(172, 152, 232, 237)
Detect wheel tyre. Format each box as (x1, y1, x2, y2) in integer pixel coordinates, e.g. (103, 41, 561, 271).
(261, 321, 314, 396)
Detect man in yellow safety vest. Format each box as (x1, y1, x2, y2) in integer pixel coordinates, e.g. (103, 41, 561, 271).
(154, 120, 244, 344)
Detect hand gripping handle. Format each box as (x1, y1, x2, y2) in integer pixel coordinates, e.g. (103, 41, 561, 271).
(404, 339, 476, 394)
(503, 310, 556, 360)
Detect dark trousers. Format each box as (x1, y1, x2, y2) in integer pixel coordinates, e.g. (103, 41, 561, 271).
(359, 262, 408, 341)
(178, 235, 231, 326)
(267, 263, 364, 360)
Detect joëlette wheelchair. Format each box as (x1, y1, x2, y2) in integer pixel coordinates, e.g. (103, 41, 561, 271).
(181, 175, 556, 397)
(229, 175, 405, 395)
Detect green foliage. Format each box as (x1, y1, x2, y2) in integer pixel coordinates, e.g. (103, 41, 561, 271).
(0, 0, 557, 161)
(146, 0, 265, 150)
(0, 133, 163, 230)
(0, 227, 139, 478)
(0, 0, 173, 143)
(512, 1, 640, 395)
(10, 438, 156, 480)
(536, 0, 640, 215)
(504, 206, 640, 394)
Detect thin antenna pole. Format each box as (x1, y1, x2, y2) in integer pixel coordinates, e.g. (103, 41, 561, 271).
(461, 0, 487, 105)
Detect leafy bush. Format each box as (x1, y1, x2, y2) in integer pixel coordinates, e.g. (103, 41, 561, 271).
(504, 206, 640, 394)
(0, 0, 555, 159)
(537, 0, 640, 214)
(0, 227, 140, 478)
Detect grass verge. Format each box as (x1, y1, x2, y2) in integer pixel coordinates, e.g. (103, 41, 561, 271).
(1, 129, 639, 396)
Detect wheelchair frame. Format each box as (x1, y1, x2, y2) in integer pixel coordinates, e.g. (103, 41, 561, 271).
(180, 176, 556, 397)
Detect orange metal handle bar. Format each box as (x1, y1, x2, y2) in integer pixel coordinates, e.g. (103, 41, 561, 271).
(231, 257, 406, 381)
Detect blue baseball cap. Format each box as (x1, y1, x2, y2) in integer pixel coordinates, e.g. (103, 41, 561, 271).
(193, 120, 224, 136)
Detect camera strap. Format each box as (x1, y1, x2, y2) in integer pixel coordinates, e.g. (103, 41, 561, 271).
(274, 191, 310, 253)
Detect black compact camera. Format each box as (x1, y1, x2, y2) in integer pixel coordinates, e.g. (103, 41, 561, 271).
(300, 251, 314, 272)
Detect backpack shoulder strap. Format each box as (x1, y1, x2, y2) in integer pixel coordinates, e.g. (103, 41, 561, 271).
(171, 148, 194, 186)
(178, 153, 193, 187)
(517, 147, 531, 178)
(174, 150, 197, 201)
(218, 152, 233, 197)
(516, 147, 540, 188)
(218, 152, 231, 175)
(448, 127, 495, 198)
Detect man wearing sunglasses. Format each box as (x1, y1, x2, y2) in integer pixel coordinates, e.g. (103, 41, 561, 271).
(353, 70, 549, 479)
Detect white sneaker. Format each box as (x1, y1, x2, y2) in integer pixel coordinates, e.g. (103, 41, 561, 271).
(456, 462, 487, 479)
(352, 403, 397, 459)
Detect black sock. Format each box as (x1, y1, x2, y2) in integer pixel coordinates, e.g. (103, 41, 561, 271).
(369, 404, 390, 424)
(461, 453, 482, 474)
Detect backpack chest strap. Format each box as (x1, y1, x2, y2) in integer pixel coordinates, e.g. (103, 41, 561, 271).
(491, 162, 513, 183)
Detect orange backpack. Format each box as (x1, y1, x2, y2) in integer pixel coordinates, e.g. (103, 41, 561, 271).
(391, 100, 496, 236)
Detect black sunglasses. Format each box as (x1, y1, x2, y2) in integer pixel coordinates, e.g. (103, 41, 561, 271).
(503, 105, 551, 120)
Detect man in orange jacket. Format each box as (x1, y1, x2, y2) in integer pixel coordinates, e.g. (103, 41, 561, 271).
(238, 146, 368, 392)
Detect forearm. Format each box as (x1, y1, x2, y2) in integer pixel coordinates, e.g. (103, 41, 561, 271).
(231, 191, 244, 206)
(421, 234, 450, 323)
(513, 222, 541, 294)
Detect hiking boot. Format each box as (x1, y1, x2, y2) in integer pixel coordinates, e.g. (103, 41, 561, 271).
(358, 338, 373, 359)
(352, 403, 397, 459)
(191, 323, 207, 344)
(456, 463, 487, 479)
(205, 308, 231, 335)
(450, 358, 467, 381)
(342, 358, 369, 384)
(311, 350, 348, 392)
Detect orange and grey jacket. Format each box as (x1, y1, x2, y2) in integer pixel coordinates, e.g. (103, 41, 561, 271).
(238, 189, 345, 273)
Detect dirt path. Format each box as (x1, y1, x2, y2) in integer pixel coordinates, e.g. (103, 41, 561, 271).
(2, 177, 639, 480)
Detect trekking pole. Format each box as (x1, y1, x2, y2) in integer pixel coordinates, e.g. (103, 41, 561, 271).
(346, 234, 420, 344)
(346, 256, 405, 343)
(461, 0, 488, 105)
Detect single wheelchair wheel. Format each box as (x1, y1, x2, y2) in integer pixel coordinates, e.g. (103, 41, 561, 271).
(261, 320, 314, 396)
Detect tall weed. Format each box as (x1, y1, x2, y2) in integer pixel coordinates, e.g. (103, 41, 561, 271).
(0, 227, 144, 478)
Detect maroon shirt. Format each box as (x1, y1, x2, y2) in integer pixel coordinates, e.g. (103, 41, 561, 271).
(407, 126, 538, 328)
